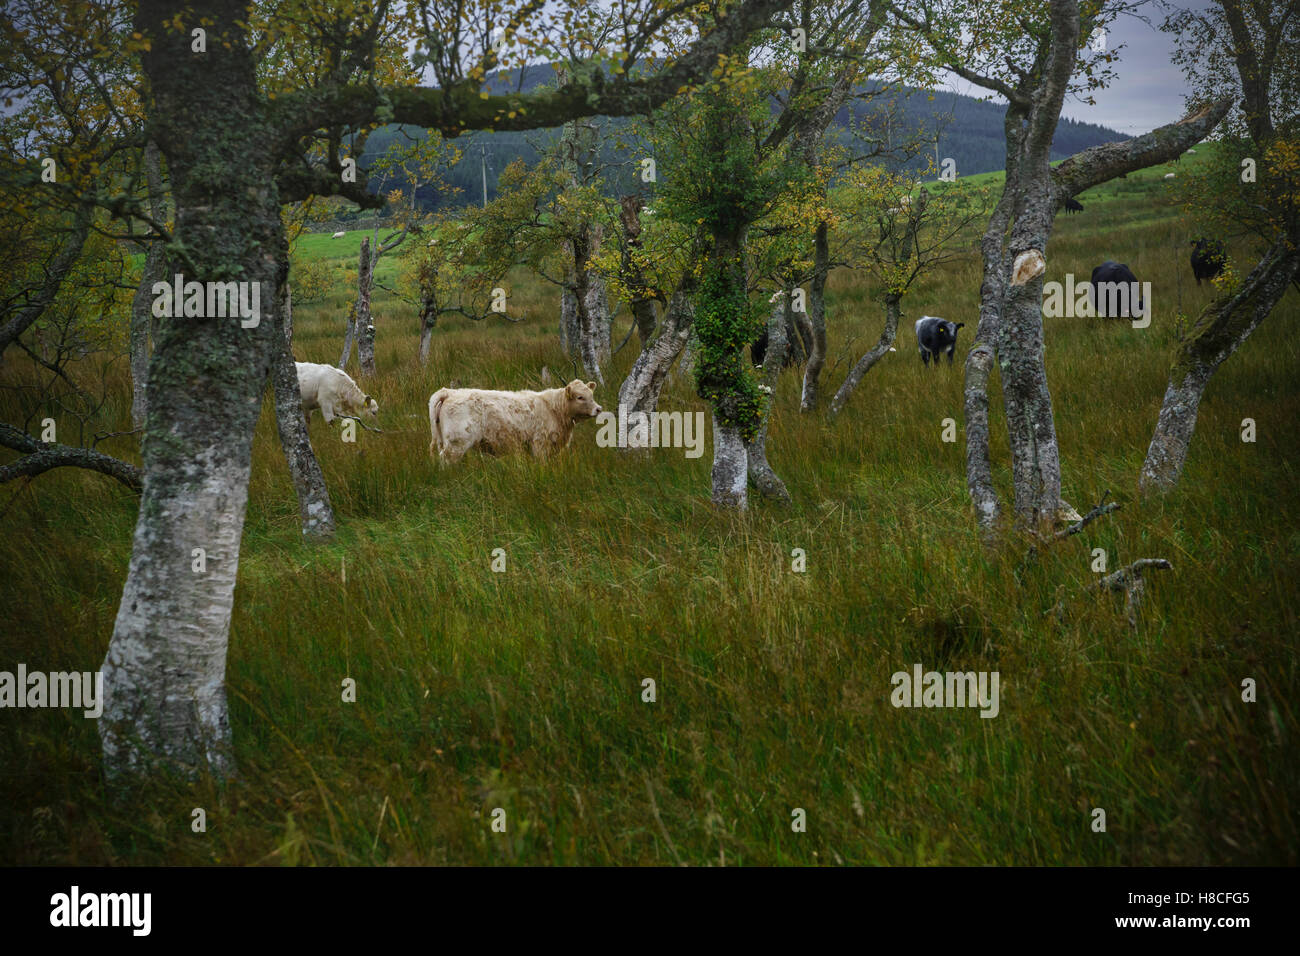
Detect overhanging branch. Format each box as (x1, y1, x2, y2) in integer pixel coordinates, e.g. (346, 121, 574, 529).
(1051, 97, 1234, 205)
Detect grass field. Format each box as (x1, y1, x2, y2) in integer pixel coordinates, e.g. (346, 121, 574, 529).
(2, 157, 1297, 865)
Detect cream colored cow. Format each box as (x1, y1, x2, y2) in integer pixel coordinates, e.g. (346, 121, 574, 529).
(295, 362, 378, 426)
(428, 380, 601, 463)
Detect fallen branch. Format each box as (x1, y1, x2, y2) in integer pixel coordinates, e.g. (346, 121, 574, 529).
(0, 422, 142, 492)
(1093, 558, 1173, 593)
(1020, 490, 1122, 570)
(1048, 557, 1173, 627)
(1054, 491, 1122, 541)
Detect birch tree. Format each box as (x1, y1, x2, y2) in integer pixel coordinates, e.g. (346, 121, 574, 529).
(1139, 0, 1299, 493)
(892, 0, 1231, 533)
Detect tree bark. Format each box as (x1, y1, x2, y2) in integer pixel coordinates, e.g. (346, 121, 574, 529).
(588, 270, 611, 367)
(711, 414, 747, 510)
(989, 0, 1078, 529)
(100, 0, 284, 781)
(964, 343, 999, 533)
(130, 141, 166, 430)
(418, 292, 438, 366)
(560, 275, 579, 361)
(787, 58, 860, 411)
(829, 294, 902, 417)
(618, 195, 659, 346)
(1140, 236, 1300, 492)
(356, 237, 376, 375)
(617, 289, 694, 421)
(271, 281, 335, 538)
(700, 226, 753, 510)
(570, 229, 604, 386)
(962, 144, 1019, 535)
(745, 292, 791, 501)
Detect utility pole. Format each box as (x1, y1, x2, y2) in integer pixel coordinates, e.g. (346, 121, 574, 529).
(481, 144, 488, 208)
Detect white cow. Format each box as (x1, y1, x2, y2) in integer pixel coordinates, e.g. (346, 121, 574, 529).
(428, 380, 601, 463)
(332, 230, 346, 238)
(295, 362, 378, 426)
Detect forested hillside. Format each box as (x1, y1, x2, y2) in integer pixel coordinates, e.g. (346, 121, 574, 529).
(349, 65, 1126, 217)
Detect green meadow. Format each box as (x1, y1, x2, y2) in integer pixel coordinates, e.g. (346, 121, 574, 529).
(1, 153, 1296, 865)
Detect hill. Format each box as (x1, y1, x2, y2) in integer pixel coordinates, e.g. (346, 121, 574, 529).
(344, 66, 1126, 219)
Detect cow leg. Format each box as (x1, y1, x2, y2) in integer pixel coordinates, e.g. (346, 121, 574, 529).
(921, 350, 930, 366)
(948, 347, 955, 364)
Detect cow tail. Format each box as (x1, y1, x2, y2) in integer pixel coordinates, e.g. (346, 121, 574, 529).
(429, 390, 448, 457)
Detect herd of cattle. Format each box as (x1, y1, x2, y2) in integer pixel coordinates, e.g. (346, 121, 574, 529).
(293, 359, 603, 461)
(294, 233, 1229, 462)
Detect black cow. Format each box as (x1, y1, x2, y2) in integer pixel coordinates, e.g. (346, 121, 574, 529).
(1089, 261, 1144, 318)
(1190, 237, 1227, 285)
(915, 316, 965, 366)
(1064, 197, 1084, 214)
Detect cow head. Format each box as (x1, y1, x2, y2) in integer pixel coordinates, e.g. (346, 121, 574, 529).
(933, 321, 964, 346)
(360, 394, 379, 421)
(565, 380, 602, 419)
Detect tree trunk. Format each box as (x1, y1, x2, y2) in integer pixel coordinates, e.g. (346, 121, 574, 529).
(711, 414, 747, 510)
(999, 273, 1062, 527)
(963, 171, 1018, 535)
(800, 224, 830, 411)
(339, 237, 372, 370)
(964, 342, 999, 533)
(356, 237, 376, 376)
(699, 227, 753, 509)
(588, 271, 611, 367)
(1140, 236, 1300, 493)
(571, 229, 604, 385)
(271, 281, 335, 538)
(618, 195, 659, 346)
(338, 300, 357, 369)
(617, 289, 694, 420)
(100, 0, 283, 781)
(676, 334, 696, 383)
(828, 294, 903, 417)
(130, 141, 165, 430)
(745, 292, 791, 501)
(418, 293, 438, 366)
(560, 283, 579, 360)
(631, 298, 658, 347)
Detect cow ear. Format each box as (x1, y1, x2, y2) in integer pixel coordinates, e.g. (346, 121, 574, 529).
(564, 382, 575, 397)
(586, 381, 597, 391)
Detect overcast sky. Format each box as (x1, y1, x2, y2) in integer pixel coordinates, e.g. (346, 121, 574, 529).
(944, 4, 1205, 137)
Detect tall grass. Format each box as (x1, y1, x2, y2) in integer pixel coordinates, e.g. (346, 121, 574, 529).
(1, 170, 1296, 865)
